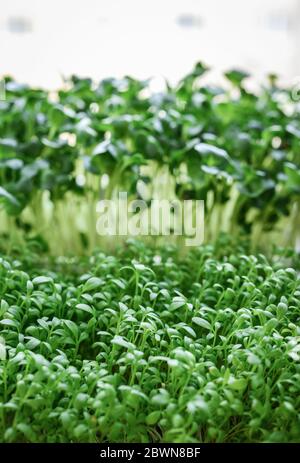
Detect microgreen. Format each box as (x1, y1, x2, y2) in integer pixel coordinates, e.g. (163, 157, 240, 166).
(0, 240, 299, 443)
(0, 64, 300, 254)
(1, 64, 300, 443)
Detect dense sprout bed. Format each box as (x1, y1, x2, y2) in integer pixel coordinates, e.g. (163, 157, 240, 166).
(0, 241, 299, 443)
(1, 65, 300, 444)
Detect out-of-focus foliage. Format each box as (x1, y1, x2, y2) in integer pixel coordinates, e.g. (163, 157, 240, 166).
(0, 64, 300, 253)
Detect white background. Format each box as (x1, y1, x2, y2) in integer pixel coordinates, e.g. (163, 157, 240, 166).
(0, 0, 299, 88)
